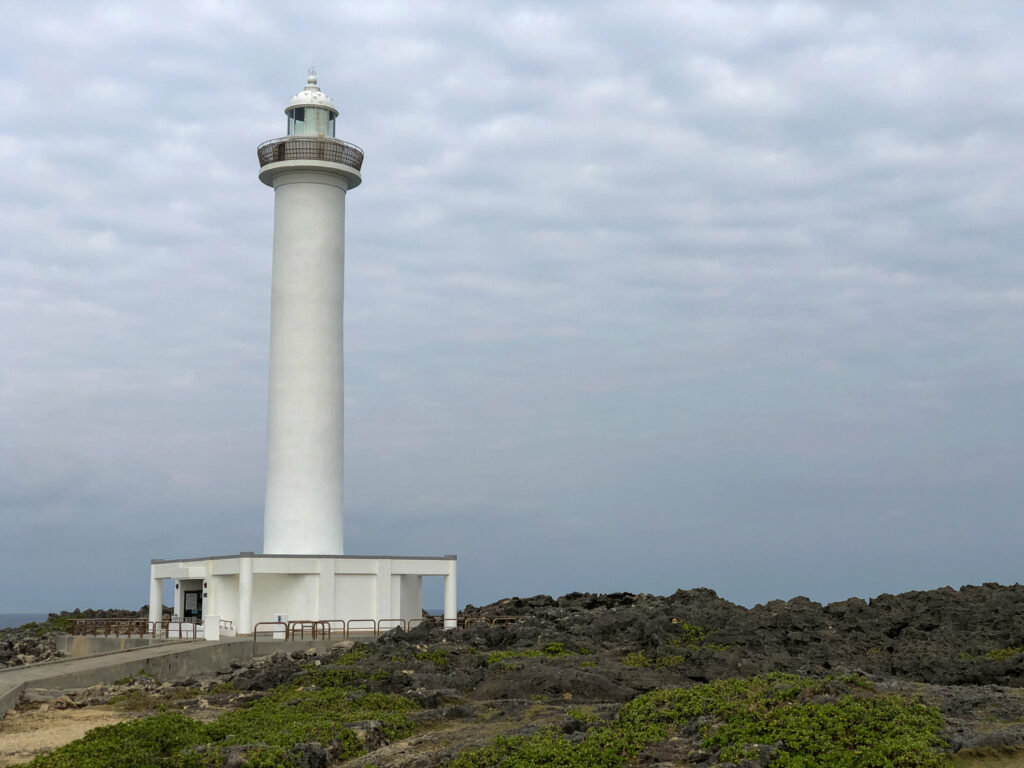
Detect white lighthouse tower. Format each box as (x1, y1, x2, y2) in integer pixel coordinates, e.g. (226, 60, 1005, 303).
(258, 72, 359, 556)
(148, 74, 457, 637)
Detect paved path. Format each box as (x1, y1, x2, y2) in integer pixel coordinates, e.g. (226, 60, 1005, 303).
(0, 635, 356, 718)
(0, 639, 250, 718)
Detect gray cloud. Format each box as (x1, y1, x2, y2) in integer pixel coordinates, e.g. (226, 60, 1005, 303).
(1, 1, 1023, 612)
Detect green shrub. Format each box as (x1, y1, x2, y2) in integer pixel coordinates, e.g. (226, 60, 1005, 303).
(621, 651, 652, 667)
(448, 674, 950, 768)
(334, 644, 370, 664)
(17, 713, 209, 768)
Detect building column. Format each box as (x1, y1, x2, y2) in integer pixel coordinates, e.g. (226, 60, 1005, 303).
(148, 575, 163, 625)
(443, 564, 457, 630)
(238, 554, 254, 634)
(318, 559, 335, 621)
(173, 580, 183, 620)
(203, 564, 214, 617)
(375, 559, 393, 621)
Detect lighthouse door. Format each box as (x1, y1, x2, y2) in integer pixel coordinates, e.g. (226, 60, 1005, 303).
(183, 590, 203, 622)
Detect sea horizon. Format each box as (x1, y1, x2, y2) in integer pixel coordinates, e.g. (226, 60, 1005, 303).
(0, 613, 48, 630)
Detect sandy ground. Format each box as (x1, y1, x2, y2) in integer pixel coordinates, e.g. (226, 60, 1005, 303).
(0, 705, 129, 767)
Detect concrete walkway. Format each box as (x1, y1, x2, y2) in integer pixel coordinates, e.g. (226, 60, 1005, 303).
(0, 637, 351, 718)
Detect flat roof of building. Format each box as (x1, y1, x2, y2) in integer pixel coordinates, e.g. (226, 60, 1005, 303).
(152, 552, 457, 564)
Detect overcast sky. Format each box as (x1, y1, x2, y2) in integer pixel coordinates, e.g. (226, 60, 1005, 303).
(2, 1, 1023, 613)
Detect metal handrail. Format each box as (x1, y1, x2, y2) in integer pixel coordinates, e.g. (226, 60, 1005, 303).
(324, 620, 346, 637)
(252, 622, 288, 652)
(287, 620, 334, 640)
(69, 619, 205, 640)
(257, 136, 364, 170)
(346, 619, 376, 638)
(71, 619, 157, 638)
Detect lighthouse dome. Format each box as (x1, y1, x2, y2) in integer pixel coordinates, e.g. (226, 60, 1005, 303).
(286, 73, 338, 115)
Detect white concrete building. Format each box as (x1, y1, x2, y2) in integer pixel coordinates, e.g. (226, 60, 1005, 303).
(148, 74, 457, 636)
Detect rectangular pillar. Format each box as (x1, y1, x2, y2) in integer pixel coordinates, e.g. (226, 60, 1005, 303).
(148, 575, 163, 625)
(318, 559, 335, 621)
(399, 575, 422, 624)
(238, 554, 254, 634)
(443, 563, 457, 630)
(375, 559, 393, 621)
(173, 579, 183, 620)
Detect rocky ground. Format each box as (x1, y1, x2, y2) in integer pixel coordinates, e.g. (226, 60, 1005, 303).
(6, 584, 1024, 766)
(0, 607, 174, 670)
(0, 609, 152, 669)
(0, 631, 63, 669)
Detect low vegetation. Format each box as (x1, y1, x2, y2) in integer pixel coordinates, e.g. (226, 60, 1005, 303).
(622, 622, 733, 667)
(17, 661, 418, 768)
(449, 674, 949, 768)
(486, 642, 586, 667)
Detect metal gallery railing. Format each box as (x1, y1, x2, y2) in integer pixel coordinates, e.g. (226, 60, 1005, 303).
(257, 136, 364, 170)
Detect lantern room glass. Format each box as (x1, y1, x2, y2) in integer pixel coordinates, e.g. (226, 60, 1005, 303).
(287, 106, 336, 137)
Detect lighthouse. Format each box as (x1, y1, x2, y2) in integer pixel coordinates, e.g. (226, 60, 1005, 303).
(257, 72, 361, 556)
(148, 74, 457, 637)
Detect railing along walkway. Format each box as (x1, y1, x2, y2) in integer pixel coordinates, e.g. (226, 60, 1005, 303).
(71, 619, 199, 640)
(249, 614, 525, 649)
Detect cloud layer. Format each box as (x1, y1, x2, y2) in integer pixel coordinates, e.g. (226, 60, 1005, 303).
(2, 1, 1023, 611)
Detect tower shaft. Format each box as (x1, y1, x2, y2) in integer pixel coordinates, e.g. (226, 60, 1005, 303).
(264, 169, 348, 555)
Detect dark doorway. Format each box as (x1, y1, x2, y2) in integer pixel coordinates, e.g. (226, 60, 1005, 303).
(183, 590, 203, 622)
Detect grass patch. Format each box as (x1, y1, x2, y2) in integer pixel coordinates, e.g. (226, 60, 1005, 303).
(621, 623, 734, 668)
(959, 647, 1024, 662)
(448, 673, 949, 768)
(415, 649, 449, 667)
(486, 643, 581, 667)
(984, 647, 1024, 661)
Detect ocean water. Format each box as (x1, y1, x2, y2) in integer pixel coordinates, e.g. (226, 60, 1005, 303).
(0, 613, 48, 630)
